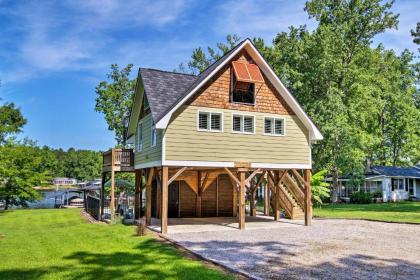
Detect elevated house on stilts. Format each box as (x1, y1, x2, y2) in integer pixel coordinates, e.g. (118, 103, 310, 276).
(101, 39, 323, 234)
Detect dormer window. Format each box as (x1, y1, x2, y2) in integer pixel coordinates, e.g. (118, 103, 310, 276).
(231, 61, 264, 105)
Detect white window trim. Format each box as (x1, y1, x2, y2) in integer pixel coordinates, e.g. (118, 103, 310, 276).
(197, 111, 224, 132)
(263, 116, 286, 136)
(231, 113, 255, 135)
(137, 121, 143, 152)
(151, 125, 157, 147)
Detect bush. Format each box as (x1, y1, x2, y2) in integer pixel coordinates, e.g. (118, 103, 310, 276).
(350, 191, 373, 204)
(372, 191, 382, 199)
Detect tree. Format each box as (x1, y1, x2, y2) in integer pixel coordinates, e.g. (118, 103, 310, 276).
(310, 170, 330, 206)
(182, 0, 420, 202)
(0, 102, 26, 143)
(62, 149, 102, 181)
(178, 34, 241, 74)
(411, 22, 420, 51)
(0, 140, 49, 209)
(95, 64, 137, 147)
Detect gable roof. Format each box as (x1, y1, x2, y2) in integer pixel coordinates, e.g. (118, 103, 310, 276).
(140, 68, 196, 122)
(129, 38, 323, 141)
(371, 166, 420, 178)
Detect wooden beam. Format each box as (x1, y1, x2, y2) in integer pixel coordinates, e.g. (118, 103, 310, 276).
(161, 166, 168, 234)
(168, 167, 188, 185)
(273, 171, 280, 221)
(224, 167, 240, 186)
(264, 177, 269, 216)
(134, 169, 142, 220)
(290, 169, 306, 189)
(146, 168, 154, 225)
(304, 169, 312, 226)
(245, 168, 261, 185)
(196, 171, 202, 217)
(200, 172, 210, 192)
(239, 171, 246, 230)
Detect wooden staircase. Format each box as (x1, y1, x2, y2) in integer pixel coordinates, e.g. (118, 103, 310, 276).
(270, 170, 306, 219)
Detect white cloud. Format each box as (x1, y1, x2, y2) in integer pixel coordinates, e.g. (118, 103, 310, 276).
(0, 0, 192, 83)
(214, 0, 315, 43)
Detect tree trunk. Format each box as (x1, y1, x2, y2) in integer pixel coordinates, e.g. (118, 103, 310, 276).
(331, 167, 339, 203)
(4, 196, 10, 210)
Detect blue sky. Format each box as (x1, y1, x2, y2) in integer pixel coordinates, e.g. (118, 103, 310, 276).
(0, 0, 418, 151)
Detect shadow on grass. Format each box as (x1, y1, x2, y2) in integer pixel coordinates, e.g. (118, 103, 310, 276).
(0, 238, 229, 280)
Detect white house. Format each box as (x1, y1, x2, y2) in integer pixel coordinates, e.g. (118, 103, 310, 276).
(332, 166, 420, 202)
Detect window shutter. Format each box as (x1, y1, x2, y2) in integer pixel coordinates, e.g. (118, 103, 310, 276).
(264, 118, 273, 134)
(211, 113, 222, 131)
(233, 115, 242, 132)
(243, 116, 254, 133)
(274, 119, 284, 135)
(199, 112, 209, 130)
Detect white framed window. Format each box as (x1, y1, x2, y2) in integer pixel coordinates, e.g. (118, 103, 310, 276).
(137, 122, 143, 152)
(264, 117, 285, 136)
(232, 114, 255, 134)
(197, 111, 223, 132)
(151, 126, 157, 147)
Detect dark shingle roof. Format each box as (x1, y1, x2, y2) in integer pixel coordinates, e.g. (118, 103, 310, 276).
(371, 166, 420, 178)
(140, 39, 248, 123)
(139, 68, 196, 122)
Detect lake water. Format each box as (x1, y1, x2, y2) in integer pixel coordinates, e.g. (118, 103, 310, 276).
(28, 189, 83, 208)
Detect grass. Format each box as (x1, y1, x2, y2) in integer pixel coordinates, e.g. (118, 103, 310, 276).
(0, 209, 233, 280)
(313, 201, 420, 224)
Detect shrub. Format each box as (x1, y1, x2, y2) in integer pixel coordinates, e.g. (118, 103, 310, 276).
(372, 191, 382, 199)
(350, 191, 373, 204)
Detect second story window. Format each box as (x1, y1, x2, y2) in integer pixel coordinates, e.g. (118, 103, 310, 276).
(231, 61, 263, 105)
(264, 117, 285, 136)
(232, 114, 254, 134)
(198, 111, 222, 132)
(137, 122, 143, 151)
(151, 126, 157, 147)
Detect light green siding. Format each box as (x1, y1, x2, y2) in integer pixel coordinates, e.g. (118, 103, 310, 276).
(134, 113, 162, 166)
(164, 105, 310, 164)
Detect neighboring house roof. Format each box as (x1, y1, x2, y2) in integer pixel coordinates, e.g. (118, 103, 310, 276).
(328, 165, 420, 181)
(139, 68, 196, 123)
(128, 38, 323, 141)
(371, 166, 420, 178)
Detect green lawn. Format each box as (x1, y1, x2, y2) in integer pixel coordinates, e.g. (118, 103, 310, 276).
(0, 209, 233, 280)
(314, 201, 420, 224)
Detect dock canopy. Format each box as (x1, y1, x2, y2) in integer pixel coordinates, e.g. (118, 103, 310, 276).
(231, 61, 264, 83)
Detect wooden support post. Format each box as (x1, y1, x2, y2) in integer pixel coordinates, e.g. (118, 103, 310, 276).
(134, 169, 142, 220)
(109, 149, 116, 222)
(196, 171, 202, 217)
(161, 166, 168, 234)
(264, 179, 269, 216)
(100, 172, 106, 220)
(273, 171, 280, 221)
(304, 169, 312, 226)
(233, 184, 237, 217)
(146, 168, 154, 225)
(239, 170, 246, 230)
(250, 189, 256, 216)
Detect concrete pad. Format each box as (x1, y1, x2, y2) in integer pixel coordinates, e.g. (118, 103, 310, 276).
(148, 215, 304, 234)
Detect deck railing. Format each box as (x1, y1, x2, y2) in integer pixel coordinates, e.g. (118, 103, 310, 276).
(103, 148, 134, 170)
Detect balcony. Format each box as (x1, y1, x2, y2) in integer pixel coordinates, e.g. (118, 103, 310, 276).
(103, 148, 134, 172)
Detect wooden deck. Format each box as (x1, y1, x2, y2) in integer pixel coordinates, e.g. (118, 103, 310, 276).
(103, 148, 134, 172)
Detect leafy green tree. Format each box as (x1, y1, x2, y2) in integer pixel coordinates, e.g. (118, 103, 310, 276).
(62, 149, 102, 181)
(178, 34, 241, 74)
(310, 170, 330, 206)
(0, 140, 50, 209)
(0, 102, 26, 143)
(95, 64, 136, 147)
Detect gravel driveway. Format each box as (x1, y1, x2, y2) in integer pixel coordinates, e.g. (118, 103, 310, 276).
(167, 218, 420, 279)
